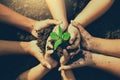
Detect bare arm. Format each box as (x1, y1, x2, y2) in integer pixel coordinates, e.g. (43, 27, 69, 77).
(0, 40, 52, 69)
(17, 48, 58, 80)
(91, 38, 120, 57)
(92, 53, 120, 77)
(0, 4, 36, 33)
(45, 0, 68, 30)
(0, 4, 60, 37)
(72, 21, 120, 57)
(61, 68, 75, 80)
(16, 64, 50, 80)
(59, 51, 120, 77)
(74, 0, 115, 27)
(0, 40, 27, 55)
(60, 49, 76, 80)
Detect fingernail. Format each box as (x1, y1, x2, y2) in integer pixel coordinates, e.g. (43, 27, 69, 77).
(47, 64, 52, 69)
(58, 68, 61, 71)
(71, 20, 73, 22)
(70, 40, 73, 44)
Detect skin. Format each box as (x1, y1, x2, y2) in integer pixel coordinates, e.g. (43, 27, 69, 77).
(45, 0, 68, 30)
(60, 49, 76, 80)
(17, 49, 75, 80)
(0, 4, 60, 68)
(45, 0, 115, 54)
(59, 50, 120, 77)
(0, 4, 60, 38)
(72, 21, 120, 57)
(16, 50, 57, 80)
(59, 21, 120, 77)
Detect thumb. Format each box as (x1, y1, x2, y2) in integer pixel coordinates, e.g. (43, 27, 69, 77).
(41, 60, 52, 69)
(69, 32, 76, 44)
(58, 65, 72, 71)
(71, 21, 91, 39)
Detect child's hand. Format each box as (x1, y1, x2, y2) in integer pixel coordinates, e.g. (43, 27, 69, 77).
(60, 49, 70, 66)
(31, 19, 60, 38)
(71, 21, 96, 51)
(21, 40, 52, 69)
(44, 49, 58, 69)
(66, 23, 81, 56)
(59, 50, 95, 71)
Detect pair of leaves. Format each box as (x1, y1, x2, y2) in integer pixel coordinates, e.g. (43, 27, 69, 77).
(50, 25, 70, 50)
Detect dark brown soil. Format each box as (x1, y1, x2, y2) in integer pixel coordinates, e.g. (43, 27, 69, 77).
(0, 0, 120, 80)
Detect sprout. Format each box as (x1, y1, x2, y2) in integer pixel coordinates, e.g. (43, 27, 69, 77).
(50, 25, 70, 50)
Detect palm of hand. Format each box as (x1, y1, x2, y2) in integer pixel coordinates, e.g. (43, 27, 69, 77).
(67, 24, 80, 49)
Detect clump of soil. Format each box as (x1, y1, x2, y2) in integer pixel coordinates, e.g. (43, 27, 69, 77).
(37, 26, 83, 62)
(37, 26, 62, 61)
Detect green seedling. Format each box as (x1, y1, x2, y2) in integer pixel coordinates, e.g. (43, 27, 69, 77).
(50, 25, 70, 50)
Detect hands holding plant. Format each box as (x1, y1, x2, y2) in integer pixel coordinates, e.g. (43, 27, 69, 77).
(45, 20, 97, 70)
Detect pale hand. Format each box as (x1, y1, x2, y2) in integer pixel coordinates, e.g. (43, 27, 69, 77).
(31, 19, 60, 38)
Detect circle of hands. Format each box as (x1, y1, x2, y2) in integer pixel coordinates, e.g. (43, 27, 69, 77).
(27, 19, 96, 70)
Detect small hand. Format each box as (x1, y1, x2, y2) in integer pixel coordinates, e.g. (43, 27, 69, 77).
(25, 40, 51, 69)
(60, 49, 70, 65)
(44, 50, 58, 69)
(45, 21, 68, 52)
(31, 19, 61, 38)
(67, 22, 80, 56)
(59, 50, 95, 71)
(71, 21, 95, 50)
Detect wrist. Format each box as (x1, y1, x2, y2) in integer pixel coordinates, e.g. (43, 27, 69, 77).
(88, 37, 100, 51)
(60, 21, 68, 31)
(25, 19, 37, 33)
(73, 19, 85, 27)
(20, 41, 29, 54)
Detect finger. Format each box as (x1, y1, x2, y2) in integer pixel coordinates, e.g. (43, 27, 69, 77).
(46, 19, 62, 25)
(63, 49, 68, 57)
(46, 41, 53, 49)
(71, 21, 91, 39)
(63, 49, 70, 60)
(46, 37, 53, 50)
(83, 51, 92, 60)
(58, 62, 80, 71)
(45, 50, 54, 59)
(70, 47, 80, 56)
(41, 60, 52, 69)
(58, 65, 74, 71)
(67, 35, 80, 49)
(69, 32, 76, 44)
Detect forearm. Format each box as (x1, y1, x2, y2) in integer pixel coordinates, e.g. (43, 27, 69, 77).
(0, 40, 29, 55)
(74, 0, 114, 27)
(45, 0, 68, 27)
(17, 64, 50, 80)
(0, 4, 36, 32)
(61, 70, 75, 80)
(91, 53, 120, 77)
(61, 65, 75, 80)
(92, 38, 120, 57)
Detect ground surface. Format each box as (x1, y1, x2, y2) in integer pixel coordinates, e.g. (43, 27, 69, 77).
(0, 0, 120, 80)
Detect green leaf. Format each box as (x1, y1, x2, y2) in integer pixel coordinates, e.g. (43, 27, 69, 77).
(58, 25, 63, 38)
(50, 32, 59, 40)
(62, 32, 70, 40)
(54, 39, 62, 50)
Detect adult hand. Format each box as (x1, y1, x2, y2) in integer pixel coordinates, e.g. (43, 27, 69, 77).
(71, 21, 96, 50)
(23, 40, 52, 69)
(58, 50, 95, 70)
(31, 19, 61, 38)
